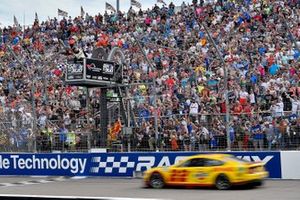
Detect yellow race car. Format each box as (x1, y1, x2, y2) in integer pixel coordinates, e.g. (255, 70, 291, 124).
(143, 154, 268, 190)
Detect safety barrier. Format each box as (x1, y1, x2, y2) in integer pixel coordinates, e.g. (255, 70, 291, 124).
(0, 151, 299, 179)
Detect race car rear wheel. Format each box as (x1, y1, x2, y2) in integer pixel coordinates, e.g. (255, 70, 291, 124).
(215, 175, 231, 190)
(253, 180, 264, 187)
(149, 173, 165, 189)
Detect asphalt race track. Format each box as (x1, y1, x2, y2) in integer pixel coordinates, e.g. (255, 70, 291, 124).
(0, 177, 299, 200)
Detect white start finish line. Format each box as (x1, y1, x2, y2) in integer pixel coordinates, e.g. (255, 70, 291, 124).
(0, 194, 169, 200)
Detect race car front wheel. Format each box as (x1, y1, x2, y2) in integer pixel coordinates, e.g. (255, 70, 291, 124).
(149, 173, 165, 189)
(215, 175, 231, 190)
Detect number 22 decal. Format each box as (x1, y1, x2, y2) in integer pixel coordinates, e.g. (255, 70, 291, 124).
(170, 169, 189, 182)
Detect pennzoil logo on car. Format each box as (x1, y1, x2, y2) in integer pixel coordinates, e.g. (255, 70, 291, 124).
(195, 172, 208, 180)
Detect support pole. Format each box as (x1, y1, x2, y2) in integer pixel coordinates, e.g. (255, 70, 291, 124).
(86, 87, 91, 150)
(100, 88, 108, 148)
(7, 46, 38, 152)
(116, 0, 120, 12)
(197, 22, 231, 151)
(131, 34, 159, 151)
(127, 101, 131, 152)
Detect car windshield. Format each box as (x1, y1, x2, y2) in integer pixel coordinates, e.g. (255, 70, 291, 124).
(225, 155, 251, 163)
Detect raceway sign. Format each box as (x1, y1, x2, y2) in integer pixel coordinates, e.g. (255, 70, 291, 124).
(0, 152, 282, 178)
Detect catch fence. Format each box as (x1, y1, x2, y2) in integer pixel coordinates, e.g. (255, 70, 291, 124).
(0, 111, 299, 153)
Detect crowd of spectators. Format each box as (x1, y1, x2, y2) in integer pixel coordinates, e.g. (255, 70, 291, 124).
(1, 0, 300, 152)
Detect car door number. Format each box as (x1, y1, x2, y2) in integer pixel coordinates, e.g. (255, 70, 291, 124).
(170, 169, 189, 182)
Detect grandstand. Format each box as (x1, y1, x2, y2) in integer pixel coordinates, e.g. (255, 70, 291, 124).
(0, 0, 300, 153)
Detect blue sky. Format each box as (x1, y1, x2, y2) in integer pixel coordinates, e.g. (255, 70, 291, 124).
(0, 0, 192, 27)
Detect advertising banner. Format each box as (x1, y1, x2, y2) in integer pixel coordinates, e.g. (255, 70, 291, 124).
(65, 58, 120, 86)
(66, 62, 84, 80)
(0, 152, 281, 178)
(85, 58, 115, 82)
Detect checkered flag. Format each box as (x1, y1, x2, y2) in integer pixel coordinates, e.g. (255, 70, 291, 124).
(90, 156, 135, 174)
(57, 63, 66, 70)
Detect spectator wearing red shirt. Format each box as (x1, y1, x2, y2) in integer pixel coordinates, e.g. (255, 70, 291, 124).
(233, 101, 243, 115)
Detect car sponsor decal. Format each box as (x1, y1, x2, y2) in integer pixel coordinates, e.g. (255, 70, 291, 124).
(170, 169, 189, 182)
(194, 172, 208, 180)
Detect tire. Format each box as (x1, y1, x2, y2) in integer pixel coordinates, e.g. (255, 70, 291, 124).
(149, 173, 165, 189)
(253, 180, 264, 187)
(215, 175, 231, 190)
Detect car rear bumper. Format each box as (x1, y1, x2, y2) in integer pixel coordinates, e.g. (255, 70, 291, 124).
(233, 178, 266, 185)
(248, 171, 269, 179)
